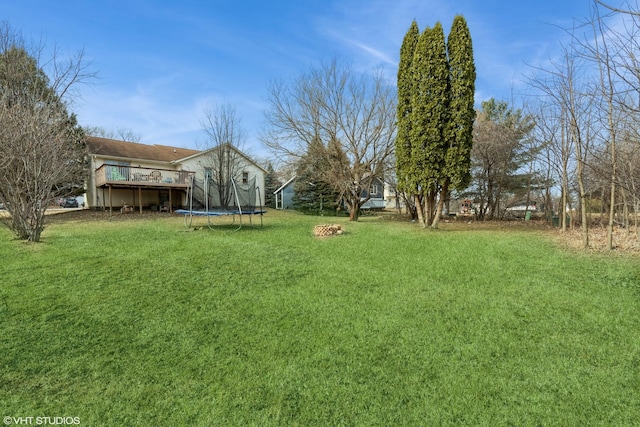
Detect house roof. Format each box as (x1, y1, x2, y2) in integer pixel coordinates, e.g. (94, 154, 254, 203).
(179, 142, 268, 173)
(274, 175, 296, 194)
(86, 136, 200, 162)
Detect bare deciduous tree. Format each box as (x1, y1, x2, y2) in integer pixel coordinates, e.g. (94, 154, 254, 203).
(198, 103, 248, 208)
(262, 58, 396, 221)
(528, 41, 595, 243)
(0, 23, 93, 242)
(530, 101, 568, 228)
(617, 130, 640, 244)
(84, 126, 141, 142)
(566, 1, 640, 249)
(589, 4, 621, 250)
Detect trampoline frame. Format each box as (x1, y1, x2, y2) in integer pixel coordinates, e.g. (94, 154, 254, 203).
(178, 175, 264, 230)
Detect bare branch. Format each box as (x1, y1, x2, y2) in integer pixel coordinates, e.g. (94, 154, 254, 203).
(0, 22, 90, 241)
(261, 58, 396, 220)
(595, 0, 640, 16)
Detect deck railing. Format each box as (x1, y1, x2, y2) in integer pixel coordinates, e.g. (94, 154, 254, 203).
(95, 165, 194, 187)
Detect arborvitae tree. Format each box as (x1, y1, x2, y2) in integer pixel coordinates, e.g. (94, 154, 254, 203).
(409, 23, 450, 227)
(433, 15, 476, 228)
(396, 16, 475, 228)
(396, 20, 420, 202)
(446, 16, 475, 191)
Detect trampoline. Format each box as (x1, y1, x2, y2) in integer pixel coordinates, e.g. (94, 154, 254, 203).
(178, 175, 265, 230)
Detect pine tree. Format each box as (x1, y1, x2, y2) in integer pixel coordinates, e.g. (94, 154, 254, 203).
(263, 162, 280, 208)
(292, 139, 341, 215)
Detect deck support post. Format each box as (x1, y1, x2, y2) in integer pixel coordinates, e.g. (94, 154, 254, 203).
(108, 185, 113, 214)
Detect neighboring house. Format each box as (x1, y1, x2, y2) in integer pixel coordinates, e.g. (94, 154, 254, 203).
(274, 176, 296, 209)
(274, 175, 389, 211)
(360, 177, 386, 210)
(85, 137, 266, 212)
(382, 182, 405, 210)
(505, 201, 539, 219)
(179, 143, 268, 210)
(506, 202, 538, 212)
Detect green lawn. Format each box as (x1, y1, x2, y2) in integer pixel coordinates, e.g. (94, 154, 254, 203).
(1, 211, 639, 425)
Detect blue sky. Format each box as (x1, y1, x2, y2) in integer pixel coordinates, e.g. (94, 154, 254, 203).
(2, 0, 595, 158)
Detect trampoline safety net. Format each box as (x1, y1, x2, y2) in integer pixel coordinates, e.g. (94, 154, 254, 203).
(192, 177, 258, 210)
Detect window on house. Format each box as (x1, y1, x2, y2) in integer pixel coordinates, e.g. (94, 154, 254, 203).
(370, 184, 380, 196)
(204, 167, 212, 180)
(242, 171, 249, 184)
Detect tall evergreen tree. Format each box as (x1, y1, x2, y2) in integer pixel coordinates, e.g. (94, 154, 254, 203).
(409, 23, 450, 227)
(396, 21, 420, 200)
(445, 15, 476, 192)
(432, 15, 476, 227)
(292, 138, 341, 215)
(263, 162, 280, 208)
(396, 16, 475, 228)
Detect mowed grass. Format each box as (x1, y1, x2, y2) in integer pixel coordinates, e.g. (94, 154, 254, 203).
(1, 210, 639, 425)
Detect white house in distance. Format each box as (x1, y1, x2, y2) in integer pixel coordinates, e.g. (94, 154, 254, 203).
(85, 136, 266, 213)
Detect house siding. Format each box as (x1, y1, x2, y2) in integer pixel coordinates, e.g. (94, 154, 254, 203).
(274, 176, 296, 210)
(86, 138, 265, 211)
(179, 155, 265, 207)
(360, 177, 385, 209)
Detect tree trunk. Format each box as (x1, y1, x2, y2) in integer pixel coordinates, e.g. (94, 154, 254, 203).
(561, 183, 568, 232)
(485, 172, 493, 220)
(623, 197, 629, 231)
(348, 198, 361, 221)
(635, 199, 640, 248)
(576, 157, 589, 248)
(431, 181, 448, 229)
(426, 189, 437, 225)
(561, 110, 568, 231)
(607, 132, 616, 250)
(414, 193, 427, 227)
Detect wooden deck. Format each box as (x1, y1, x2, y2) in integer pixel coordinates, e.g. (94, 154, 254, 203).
(94, 165, 195, 213)
(95, 165, 194, 188)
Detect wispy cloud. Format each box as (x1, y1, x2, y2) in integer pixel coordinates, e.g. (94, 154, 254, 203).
(3, 0, 599, 152)
(319, 28, 397, 67)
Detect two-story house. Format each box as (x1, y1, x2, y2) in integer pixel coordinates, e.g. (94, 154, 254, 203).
(85, 137, 266, 213)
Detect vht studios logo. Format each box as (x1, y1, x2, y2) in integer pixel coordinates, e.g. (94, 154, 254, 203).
(4, 417, 81, 425)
